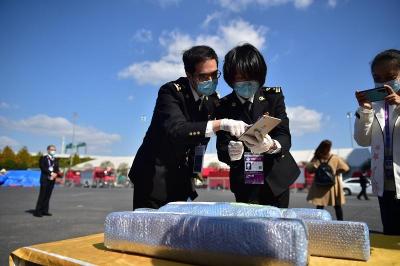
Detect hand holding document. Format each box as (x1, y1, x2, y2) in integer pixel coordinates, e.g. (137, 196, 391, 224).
(238, 114, 281, 142)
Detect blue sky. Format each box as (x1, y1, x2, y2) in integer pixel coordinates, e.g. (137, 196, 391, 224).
(1, 0, 399, 155)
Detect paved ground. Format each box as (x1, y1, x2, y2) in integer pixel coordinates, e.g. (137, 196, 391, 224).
(1, 187, 381, 265)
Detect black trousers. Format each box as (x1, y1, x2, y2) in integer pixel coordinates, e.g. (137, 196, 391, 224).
(378, 190, 400, 235)
(35, 177, 55, 214)
(357, 186, 369, 200)
(234, 183, 290, 208)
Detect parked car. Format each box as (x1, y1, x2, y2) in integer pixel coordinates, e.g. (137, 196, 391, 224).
(342, 177, 372, 196)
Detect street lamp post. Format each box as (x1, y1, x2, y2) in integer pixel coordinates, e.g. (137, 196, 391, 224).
(69, 112, 78, 169)
(346, 111, 354, 148)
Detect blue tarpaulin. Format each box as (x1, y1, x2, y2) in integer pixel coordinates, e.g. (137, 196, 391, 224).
(0, 170, 41, 187)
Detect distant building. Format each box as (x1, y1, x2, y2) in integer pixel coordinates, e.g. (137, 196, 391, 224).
(70, 148, 370, 174)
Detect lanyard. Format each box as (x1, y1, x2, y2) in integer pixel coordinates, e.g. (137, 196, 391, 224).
(384, 103, 392, 155)
(384, 103, 394, 178)
(47, 157, 54, 167)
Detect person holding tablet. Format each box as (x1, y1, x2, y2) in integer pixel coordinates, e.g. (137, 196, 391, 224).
(216, 43, 299, 208)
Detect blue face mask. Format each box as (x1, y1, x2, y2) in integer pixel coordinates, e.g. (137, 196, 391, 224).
(233, 81, 260, 99)
(197, 79, 218, 96)
(375, 79, 400, 92)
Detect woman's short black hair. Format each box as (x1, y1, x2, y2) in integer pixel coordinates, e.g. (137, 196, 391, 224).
(223, 43, 267, 88)
(371, 49, 400, 72)
(182, 45, 218, 75)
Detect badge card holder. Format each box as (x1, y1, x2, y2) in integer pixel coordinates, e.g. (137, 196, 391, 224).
(193, 145, 206, 174)
(244, 152, 264, 184)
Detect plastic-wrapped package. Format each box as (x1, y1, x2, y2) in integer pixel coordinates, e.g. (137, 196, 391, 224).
(104, 211, 308, 266)
(304, 219, 370, 261)
(159, 201, 282, 218)
(280, 208, 332, 221)
(154, 202, 369, 261)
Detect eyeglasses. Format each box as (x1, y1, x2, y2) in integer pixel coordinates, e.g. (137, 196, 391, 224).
(194, 70, 221, 82)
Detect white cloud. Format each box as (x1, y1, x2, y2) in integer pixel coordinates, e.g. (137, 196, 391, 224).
(0, 102, 10, 109)
(0, 115, 121, 153)
(0, 136, 20, 149)
(157, 0, 182, 8)
(293, 0, 313, 9)
(133, 29, 153, 43)
(217, 0, 314, 12)
(119, 19, 267, 85)
(287, 106, 323, 136)
(327, 0, 337, 8)
(202, 11, 223, 28)
(0, 101, 19, 109)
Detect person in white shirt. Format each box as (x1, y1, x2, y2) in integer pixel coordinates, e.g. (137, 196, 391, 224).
(354, 49, 400, 235)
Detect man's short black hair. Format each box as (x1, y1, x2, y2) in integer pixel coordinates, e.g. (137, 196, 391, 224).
(371, 49, 400, 72)
(182, 45, 218, 75)
(47, 145, 56, 150)
(223, 43, 267, 88)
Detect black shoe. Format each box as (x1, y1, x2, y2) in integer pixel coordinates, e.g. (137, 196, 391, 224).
(42, 212, 52, 216)
(33, 212, 42, 217)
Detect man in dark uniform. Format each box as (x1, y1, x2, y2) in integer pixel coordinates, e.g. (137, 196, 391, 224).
(357, 173, 370, 200)
(34, 145, 61, 217)
(216, 43, 300, 208)
(129, 45, 248, 210)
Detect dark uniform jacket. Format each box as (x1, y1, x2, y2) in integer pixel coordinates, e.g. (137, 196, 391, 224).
(129, 77, 219, 209)
(39, 155, 60, 181)
(216, 87, 299, 197)
(35, 155, 61, 215)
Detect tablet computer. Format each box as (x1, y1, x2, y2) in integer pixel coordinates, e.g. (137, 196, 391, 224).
(360, 86, 388, 102)
(238, 115, 281, 141)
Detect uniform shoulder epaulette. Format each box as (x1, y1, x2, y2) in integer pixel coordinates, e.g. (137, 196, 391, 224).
(173, 83, 182, 92)
(265, 86, 282, 94)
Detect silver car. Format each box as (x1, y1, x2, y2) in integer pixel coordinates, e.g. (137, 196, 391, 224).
(342, 177, 372, 196)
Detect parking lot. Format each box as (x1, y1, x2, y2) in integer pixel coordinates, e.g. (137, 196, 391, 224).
(1, 187, 381, 265)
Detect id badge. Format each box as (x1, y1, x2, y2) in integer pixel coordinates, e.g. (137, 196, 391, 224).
(244, 152, 264, 184)
(193, 145, 206, 173)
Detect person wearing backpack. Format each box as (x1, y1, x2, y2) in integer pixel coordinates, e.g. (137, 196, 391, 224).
(306, 140, 350, 220)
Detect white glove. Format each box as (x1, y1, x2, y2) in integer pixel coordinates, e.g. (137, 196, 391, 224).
(220, 119, 249, 138)
(241, 130, 274, 154)
(228, 141, 244, 161)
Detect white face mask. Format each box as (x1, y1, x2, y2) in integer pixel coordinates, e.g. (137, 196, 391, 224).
(49, 150, 56, 157)
(375, 79, 400, 92)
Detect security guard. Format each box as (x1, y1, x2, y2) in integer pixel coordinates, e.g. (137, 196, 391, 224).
(216, 43, 299, 208)
(129, 45, 248, 209)
(34, 145, 61, 217)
